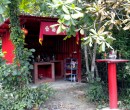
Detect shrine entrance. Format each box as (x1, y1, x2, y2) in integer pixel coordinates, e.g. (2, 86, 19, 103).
(0, 15, 82, 84)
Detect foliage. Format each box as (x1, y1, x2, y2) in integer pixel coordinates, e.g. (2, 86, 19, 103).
(0, 83, 54, 110)
(86, 81, 108, 104)
(47, 0, 130, 51)
(0, 50, 34, 90)
(0, 0, 55, 109)
(112, 29, 130, 59)
(0, 0, 53, 109)
(84, 28, 115, 52)
(86, 80, 109, 109)
(6, 0, 36, 87)
(112, 29, 130, 88)
(0, 51, 54, 110)
(0, 0, 10, 22)
(118, 89, 130, 109)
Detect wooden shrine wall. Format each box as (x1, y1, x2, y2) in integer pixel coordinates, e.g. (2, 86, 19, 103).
(2, 31, 15, 63)
(25, 35, 79, 61)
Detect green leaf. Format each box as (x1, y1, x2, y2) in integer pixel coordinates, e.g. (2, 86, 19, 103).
(63, 36, 71, 40)
(101, 42, 105, 51)
(64, 14, 71, 20)
(62, 5, 69, 14)
(29, 65, 33, 69)
(40, 3, 46, 11)
(123, 23, 130, 30)
(71, 4, 75, 9)
(106, 42, 110, 48)
(80, 29, 84, 35)
(106, 38, 113, 43)
(61, 24, 66, 30)
(12, 70, 17, 76)
(84, 39, 90, 45)
(0, 6, 4, 14)
(71, 14, 79, 19)
(66, 0, 75, 3)
(98, 26, 105, 34)
(89, 42, 92, 47)
(71, 13, 84, 19)
(56, 25, 62, 34)
(30, 49, 35, 52)
(90, 29, 97, 35)
(50, 24, 59, 28)
(3, 0, 11, 4)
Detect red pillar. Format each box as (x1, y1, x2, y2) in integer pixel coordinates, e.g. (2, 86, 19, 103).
(108, 63, 118, 109)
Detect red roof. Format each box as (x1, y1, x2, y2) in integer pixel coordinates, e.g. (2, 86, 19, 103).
(0, 15, 58, 36)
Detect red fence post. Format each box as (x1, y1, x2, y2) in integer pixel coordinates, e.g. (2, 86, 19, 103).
(108, 63, 118, 109)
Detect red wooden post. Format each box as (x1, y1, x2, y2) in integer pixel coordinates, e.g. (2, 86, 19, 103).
(96, 59, 129, 110)
(108, 63, 118, 109)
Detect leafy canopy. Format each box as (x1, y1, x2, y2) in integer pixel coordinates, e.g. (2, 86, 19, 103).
(46, 0, 130, 51)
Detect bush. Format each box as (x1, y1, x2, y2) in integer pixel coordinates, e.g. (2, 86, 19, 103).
(86, 81, 108, 108)
(118, 88, 130, 109)
(0, 84, 54, 110)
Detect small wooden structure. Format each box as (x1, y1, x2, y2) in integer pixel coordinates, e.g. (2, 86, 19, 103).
(0, 15, 81, 83)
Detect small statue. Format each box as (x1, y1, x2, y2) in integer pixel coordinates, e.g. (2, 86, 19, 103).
(108, 50, 117, 59)
(37, 55, 40, 62)
(52, 54, 55, 61)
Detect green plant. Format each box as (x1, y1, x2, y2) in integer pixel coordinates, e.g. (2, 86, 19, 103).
(118, 88, 130, 109)
(0, 49, 35, 90)
(0, 83, 54, 110)
(86, 81, 108, 108)
(29, 84, 54, 108)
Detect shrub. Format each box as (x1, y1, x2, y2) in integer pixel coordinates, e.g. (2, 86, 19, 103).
(118, 88, 130, 109)
(0, 84, 54, 110)
(0, 51, 54, 110)
(86, 81, 108, 108)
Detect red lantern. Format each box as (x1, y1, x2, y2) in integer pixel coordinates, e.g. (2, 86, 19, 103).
(22, 27, 28, 35)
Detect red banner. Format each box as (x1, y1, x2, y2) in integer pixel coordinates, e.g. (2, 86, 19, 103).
(39, 22, 66, 45)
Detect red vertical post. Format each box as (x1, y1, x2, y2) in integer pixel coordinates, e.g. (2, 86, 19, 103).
(108, 63, 118, 109)
(77, 35, 81, 82)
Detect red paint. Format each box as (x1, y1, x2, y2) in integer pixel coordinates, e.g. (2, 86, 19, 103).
(38, 65, 52, 78)
(2, 32, 15, 63)
(77, 35, 81, 82)
(108, 63, 117, 108)
(96, 59, 129, 109)
(96, 59, 129, 63)
(39, 22, 66, 45)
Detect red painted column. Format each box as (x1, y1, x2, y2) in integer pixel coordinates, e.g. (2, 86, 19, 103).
(108, 63, 118, 109)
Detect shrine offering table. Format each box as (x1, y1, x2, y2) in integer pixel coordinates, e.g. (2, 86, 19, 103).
(34, 60, 63, 84)
(34, 62, 55, 84)
(50, 60, 63, 79)
(96, 59, 129, 110)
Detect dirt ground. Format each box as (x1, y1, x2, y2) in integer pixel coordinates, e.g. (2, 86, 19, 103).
(40, 80, 96, 110)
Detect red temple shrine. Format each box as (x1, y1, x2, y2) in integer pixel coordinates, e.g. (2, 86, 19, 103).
(0, 15, 82, 83)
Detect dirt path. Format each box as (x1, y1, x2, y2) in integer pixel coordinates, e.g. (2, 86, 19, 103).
(41, 81, 96, 110)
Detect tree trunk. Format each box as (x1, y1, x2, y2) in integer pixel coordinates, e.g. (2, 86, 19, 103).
(95, 64, 99, 78)
(84, 45, 90, 74)
(91, 43, 97, 79)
